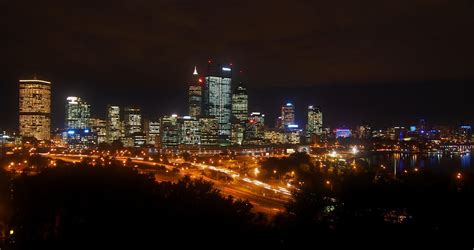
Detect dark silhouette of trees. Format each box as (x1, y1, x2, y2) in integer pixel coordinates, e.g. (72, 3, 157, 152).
(273, 169, 474, 245)
(6, 164, 265, 249)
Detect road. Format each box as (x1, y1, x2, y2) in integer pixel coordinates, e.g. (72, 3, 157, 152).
(46, 154, 291, 216)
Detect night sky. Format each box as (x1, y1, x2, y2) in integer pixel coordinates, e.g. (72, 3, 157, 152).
(1, 0, 473, 130)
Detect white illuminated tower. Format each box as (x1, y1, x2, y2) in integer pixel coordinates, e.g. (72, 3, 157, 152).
(203, 62, 232, 145)
(66, 96, 91, 129)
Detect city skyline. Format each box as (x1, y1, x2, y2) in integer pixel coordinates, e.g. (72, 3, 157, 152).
(2, 75, 472, 132)
(1, 0, 474, 131)
(2, 1, 473, 247)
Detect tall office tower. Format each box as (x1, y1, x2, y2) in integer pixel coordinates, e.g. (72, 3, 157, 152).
(199, 116, 219, 146)
(90, 118, 107, 144)
(203, 62, 232, 144)
(160, 114, 179, 147)
(306, 105, 323, 142)
(231, 81, 248, 123)
(144, 120, 160, 146)
(281, 102, 295, 129)
(189, 66, 203, 117)
(179, 116, 200, 146)
(106, 105, 121, 143)
(123, 107, 142, 137)
(244, 112, 265, 145)
(19, 79, 51, 140)
(230, 120, 245, 145)
(66, 96, 91, 129)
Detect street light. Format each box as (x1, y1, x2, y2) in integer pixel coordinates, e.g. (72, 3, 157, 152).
(325, 180, 333, 191)
(351, 146, 359, 155)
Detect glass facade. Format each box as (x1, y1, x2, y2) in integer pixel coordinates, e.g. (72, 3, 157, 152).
(231, 82, 248, 124)
(124, 107, 142, 137)
(203, 64, 232, 144)
(66, 96, 91, 129)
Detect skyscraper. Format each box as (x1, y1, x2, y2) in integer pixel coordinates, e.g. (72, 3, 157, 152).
(144, 120, 160, 147)
(306, 105, 323, 142)
(281, 103, 295, 129)
(231, 82, 248, 123)
(179, 116, 200, 146)
(203, 63, 232, 144)
(123, 107, 142, 137)
(189, 66, 203, 117)
(66, 96, 91, 129)
(90, 118, 107, 144)
(160, 114, 179, 148)
(19, 79, 51, 140)
(199, 116, 219, 146)
(106, 105, 122, 143)
(244, 112, 265, 145)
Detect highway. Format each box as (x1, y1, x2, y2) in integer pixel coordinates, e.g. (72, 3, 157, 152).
(46, 154, 291, 216)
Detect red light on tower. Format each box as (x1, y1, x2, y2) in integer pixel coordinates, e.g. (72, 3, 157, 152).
(208, 59, 212, 64)
(198, 78, 203, 83)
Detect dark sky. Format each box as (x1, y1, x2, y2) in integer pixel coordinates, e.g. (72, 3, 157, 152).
(1, 0, 473, 130)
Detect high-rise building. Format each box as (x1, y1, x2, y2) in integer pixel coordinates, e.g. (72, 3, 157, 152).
(189, 66, 203, 117)
(306, 105, 323, 142)
(244, 112, 265, 145)
(264, 130, 286, 144)
(19, 79, 51, 140)
(106, 105, 122, 143)
(179, 116, 200, 146)
(286, 129, 303, 144)
(144, 120, 160, 146)
(160, 114, 179, 148)
(90, 118, 107, 144)
(123, 107, 142, 137)
(230, 122, 245, 145)
(281, 103, 295, 129)
(203, 63, 232, 144)
(231, 82, 248, 123)
(66, 96, 91, 129)
(199, 116, 218, 146)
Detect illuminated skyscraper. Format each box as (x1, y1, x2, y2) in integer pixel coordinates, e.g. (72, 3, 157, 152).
(203, 62, 232, 144)
(231, 82, 248, 123)
(90, 118, 107, 144)
(281, 103, 295, 129)
(144, 120, 160, 146)
(106, 105, 121, 143)
(244, 112, 265, 145)
(179, 116, 200, 146)
(19, 79, 51, 140)
(189, 66, 203, 117)
(66, 96, 91, 129)
(123, 107, 142, 137)
(199, 116, 218, 146)
(160, 114, 179, 147)
(306, 105, 323, 142)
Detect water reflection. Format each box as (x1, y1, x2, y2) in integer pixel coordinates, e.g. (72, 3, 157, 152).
(362, 151, 473, 172)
